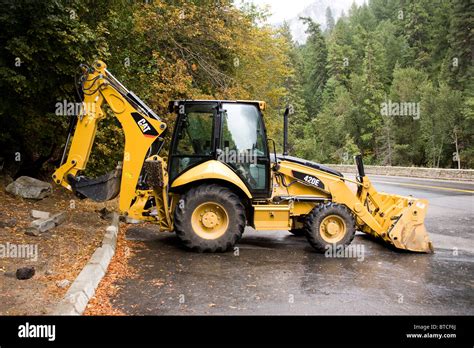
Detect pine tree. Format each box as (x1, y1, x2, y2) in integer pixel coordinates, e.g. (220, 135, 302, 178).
(325, 7, 335, 33)
(279, 23, 309, 155)
(446, 0, 474, 91)
(300, 17, 328, 118)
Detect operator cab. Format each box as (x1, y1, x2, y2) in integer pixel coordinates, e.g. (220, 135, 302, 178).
(168, 100, 271, 198)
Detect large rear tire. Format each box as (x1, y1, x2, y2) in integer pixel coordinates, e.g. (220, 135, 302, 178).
(304, 202, 356, 252)
(174, 184, 245, 252)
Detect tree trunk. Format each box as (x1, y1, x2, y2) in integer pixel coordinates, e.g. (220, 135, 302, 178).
(454, 129, 461, 169)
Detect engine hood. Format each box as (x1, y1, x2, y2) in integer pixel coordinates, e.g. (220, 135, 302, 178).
(273, 154, 343, 178)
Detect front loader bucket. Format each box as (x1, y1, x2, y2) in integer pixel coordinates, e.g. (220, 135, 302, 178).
(67, 163, 122, 202)
(385, 199, 434, 253)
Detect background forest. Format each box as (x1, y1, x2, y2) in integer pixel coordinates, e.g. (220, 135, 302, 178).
(0, 0, 472, 178)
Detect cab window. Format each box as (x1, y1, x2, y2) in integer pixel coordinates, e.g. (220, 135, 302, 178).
(169, 103, 216, 181)
(220, 103, 268, 191)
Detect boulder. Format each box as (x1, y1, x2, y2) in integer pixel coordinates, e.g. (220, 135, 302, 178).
(6, 176, 52, 199)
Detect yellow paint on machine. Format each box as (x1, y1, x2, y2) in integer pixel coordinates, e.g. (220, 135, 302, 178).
(253, 205, 291, 230)
(171, 160, 252, 198)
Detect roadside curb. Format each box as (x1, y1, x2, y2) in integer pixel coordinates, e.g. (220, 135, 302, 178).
(52, 213, 119, 315)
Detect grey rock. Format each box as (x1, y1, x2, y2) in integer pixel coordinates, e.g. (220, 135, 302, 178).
(31, 218, 56, 232)
(27, 212, 67, 235)
(6, 176, 52, 199)
(50, 212, 67, 226)
(25, 228, 40, 237)
(31, 209, 50, 219)
(56, 279, 71, 288)
(0, 218, 17, 228)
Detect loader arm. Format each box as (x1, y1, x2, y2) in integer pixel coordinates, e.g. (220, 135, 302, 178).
(53, 61, 169, 225)
(275, 155, 433, 253)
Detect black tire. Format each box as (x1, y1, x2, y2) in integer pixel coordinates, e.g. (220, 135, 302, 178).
(289, 229, 305, 236)
(174, 184, 245, 252)
(304, 202, 356, 252)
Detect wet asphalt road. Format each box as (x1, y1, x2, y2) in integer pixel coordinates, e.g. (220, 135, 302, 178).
(110, 175, 474, 315)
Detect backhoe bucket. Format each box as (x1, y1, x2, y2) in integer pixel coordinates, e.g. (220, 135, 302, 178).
(68, 163, 122, 202)
(384, 198, 433, 253)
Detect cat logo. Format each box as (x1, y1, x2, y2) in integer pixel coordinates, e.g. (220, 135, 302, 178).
(131, 112, 158, 137)
(137, 118, 151, 133)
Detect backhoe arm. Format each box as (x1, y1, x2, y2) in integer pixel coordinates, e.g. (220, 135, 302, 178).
(53, 60, 167, 217)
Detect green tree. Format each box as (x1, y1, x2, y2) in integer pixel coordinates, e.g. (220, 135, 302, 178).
(445, 0, 474, 91)
(325, 7, 335, 33)
(279, 23, 309, 155)
(300, 17, 328, 117)
(389, 67, 427, 166)
(0, 0, 109, 177)
(420, 83, 463, 167)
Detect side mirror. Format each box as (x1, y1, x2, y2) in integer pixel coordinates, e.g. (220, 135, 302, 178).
(268, 138, 279, 171)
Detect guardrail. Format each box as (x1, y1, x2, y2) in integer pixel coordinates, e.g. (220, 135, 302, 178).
(326, 164, 474, 182)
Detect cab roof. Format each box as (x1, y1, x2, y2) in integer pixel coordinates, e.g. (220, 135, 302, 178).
(168, 100, 266, 112)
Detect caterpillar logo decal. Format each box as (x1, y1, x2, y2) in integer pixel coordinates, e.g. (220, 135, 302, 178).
(292, 170, 325, 190)
(131, 112, 158, 137)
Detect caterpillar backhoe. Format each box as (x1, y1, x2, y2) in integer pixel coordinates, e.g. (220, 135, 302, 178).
(53, 61, 433, 253)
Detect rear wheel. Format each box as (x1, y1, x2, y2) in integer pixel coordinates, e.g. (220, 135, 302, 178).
(304, 202, 356, 252)
(174, 184, 245, 252)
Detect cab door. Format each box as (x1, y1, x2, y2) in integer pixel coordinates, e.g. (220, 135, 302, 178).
(168, 102, 217, 183)
(219, 103, 271, 198)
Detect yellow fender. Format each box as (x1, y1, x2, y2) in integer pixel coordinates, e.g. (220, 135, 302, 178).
(171, 160, 252, 198)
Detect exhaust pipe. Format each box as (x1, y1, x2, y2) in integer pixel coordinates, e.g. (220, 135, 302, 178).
(283, 106, 289, 156)
(354, 154, 365, 177)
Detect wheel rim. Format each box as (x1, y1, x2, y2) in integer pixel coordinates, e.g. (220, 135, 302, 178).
(319, 214, 346, 243)
(191, 202, 229, 240)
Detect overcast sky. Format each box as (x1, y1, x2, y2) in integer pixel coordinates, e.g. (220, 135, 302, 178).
(240, 0, 322, 24)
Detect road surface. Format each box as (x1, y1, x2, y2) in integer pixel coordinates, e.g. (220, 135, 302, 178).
(107, 174, 474, 315)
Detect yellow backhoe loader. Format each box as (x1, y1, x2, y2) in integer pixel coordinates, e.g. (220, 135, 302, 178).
(53, 61, 433, 253)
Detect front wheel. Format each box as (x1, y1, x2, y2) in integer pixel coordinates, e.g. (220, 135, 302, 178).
(304, 202, 356, 252)
(174, 184, 246, 252)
